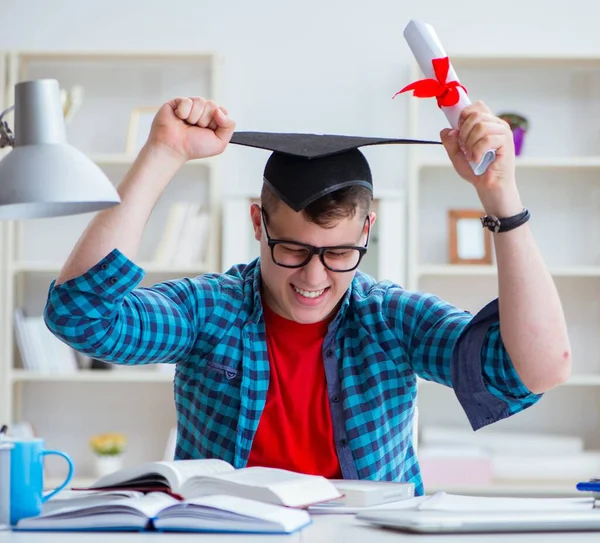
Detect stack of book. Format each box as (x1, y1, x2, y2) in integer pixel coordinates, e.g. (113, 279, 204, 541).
(17, 459, 338, 533)
(419, 426, 600, 487)
(18, 459, 417, 533)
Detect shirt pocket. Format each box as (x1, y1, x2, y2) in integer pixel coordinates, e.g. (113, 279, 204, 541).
(206, 360, 240, 381)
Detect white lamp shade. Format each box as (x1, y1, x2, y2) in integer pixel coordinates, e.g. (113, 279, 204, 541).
(0, 144, 120, 219)
(0, 79, 120, 220)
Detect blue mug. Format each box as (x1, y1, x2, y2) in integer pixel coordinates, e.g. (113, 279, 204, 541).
(7, 438, 73, 525)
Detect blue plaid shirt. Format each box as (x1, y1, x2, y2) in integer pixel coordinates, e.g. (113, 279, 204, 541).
(44, 249, 541, 495)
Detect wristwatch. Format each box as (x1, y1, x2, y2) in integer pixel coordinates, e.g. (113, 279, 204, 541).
(480, 208, 530, 233)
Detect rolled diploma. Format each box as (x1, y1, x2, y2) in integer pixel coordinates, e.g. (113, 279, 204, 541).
(403, 19, 496, 176)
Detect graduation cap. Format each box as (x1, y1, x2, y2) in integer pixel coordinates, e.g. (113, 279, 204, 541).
(229, 132, 440, 212)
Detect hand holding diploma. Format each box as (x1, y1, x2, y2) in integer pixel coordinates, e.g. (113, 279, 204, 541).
(396, 19, 496, 176)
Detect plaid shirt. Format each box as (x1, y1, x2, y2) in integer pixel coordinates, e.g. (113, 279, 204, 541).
(44, 249, 541, 495)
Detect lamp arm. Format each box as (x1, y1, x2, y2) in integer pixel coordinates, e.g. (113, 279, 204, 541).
(0, 105, 15, 148)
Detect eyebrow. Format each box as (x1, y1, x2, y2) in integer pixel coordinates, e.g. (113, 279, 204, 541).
(267, 220, 367, 248)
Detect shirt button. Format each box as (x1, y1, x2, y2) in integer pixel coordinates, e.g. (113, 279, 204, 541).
(100, 263, 108, 271)
(340, 438, 349, 447)
(332, 395, 340, 403)
(109, 277, 118, 285)
(326, 349, 333, 357)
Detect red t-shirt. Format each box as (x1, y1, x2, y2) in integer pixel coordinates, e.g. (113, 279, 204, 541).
(246, 303, 342, 478)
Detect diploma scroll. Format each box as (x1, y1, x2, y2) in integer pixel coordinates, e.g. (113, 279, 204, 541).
(403, 19, 496, 176)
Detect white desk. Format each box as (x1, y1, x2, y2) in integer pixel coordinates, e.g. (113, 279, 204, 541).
(2, 515, 600, 542)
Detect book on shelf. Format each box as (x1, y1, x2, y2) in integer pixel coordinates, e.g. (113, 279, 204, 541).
(85, 458, 341, 508)
(153, 202, 210, 267)
(14, 308, 78, 374)
(17, 492, 311, 534)
(419, 426, 600, 483)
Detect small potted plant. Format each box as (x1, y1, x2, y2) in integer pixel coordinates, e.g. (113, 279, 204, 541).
(89, 432, 127, 477)
(498, 112, 529, 156)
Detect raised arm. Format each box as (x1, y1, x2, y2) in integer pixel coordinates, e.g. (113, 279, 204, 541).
(440, 101, 571, 393)
(55, 97, 235, 285)
(45, 97, 235, 364)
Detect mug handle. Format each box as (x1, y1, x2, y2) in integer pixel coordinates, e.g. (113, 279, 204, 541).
(40, 450, 75, 503)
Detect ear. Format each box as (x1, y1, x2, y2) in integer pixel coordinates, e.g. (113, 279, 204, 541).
(364, 211, 376, 240)
(368, 211, 377, 229)
(250, 203, 262, 242)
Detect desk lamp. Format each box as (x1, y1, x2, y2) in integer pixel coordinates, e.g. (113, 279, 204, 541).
(0, 78, 120, 219)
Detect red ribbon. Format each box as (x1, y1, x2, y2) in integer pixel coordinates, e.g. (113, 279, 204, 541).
(393, 57, 467, 108)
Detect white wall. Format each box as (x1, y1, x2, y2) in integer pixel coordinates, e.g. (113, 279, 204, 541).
(2, 0, 599, 196)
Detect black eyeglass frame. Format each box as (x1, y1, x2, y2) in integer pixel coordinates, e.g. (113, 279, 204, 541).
(260, 207, 370, 272)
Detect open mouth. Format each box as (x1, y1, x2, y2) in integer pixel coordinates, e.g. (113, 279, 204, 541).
(291, 284, 330, 300)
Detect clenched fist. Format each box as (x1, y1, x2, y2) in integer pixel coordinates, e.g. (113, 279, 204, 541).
(145, 97, 236, 163)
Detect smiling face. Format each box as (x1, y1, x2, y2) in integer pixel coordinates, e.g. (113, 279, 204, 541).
(250, 198, 374, 324)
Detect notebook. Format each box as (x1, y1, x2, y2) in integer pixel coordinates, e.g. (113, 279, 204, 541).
(357, 510, 600, 534)
(356, 491, 599, 534)
(17, 492, 311, 534)
(404, 491, 596, 512)
(86, 459, 341, 508)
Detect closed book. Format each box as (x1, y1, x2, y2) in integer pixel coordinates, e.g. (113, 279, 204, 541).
(329, 480, 414, 507)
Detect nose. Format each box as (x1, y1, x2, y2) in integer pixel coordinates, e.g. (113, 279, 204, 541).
(300, 254, 328, 285)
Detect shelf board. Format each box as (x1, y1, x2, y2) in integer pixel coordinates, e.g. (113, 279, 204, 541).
(88, 153, 217, 168)
(566, 375, 600, 386)
(10, 369, 174, 383)
(418, 156, 600, 170)
(448, 54, 600, 68)
(418, 265, 600, 278)
(418, 375, 600, 387)
(11, 261, 214, 274)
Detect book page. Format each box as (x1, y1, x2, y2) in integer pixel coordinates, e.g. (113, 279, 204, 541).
(209, 467, 316, 486)
(185, 467, 340, 507)
(169, 459, 235, 487)
(35, 492, 178, 519)
(124, 493, 180, 518)
(90, 459, 233, 493)
(181, 495, 310, 528)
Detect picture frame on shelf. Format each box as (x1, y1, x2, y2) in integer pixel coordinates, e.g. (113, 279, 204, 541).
(448, 209, 492, 265)
(125, 106, 159, 155)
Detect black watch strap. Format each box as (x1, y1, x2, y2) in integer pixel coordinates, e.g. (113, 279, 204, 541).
(480, 208, 530, 233)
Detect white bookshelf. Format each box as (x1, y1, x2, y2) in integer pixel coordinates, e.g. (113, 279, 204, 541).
(407, 55, 600, 494)
(0, 50, 221, 482)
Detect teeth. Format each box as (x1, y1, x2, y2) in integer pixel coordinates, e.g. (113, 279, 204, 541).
(293, 286, 326, 298)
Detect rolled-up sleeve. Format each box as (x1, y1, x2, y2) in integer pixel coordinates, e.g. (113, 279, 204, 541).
(44, 248, 219, 365)
(387, 289, 541, 430)
(451, 299, 542, 430)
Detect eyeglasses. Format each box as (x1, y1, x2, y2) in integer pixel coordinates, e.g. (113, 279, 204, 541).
(260, 207, 370, 272)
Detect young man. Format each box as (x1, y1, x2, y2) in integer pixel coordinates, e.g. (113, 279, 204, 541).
(44, 97, 571, 495)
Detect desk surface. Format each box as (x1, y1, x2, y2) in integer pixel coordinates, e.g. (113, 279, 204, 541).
(2, 515, 600, 542)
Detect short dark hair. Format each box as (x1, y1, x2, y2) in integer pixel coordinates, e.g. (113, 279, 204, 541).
(260, 183, 372, 228)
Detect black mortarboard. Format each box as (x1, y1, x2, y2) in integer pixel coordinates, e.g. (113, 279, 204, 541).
(229, 132, 440, 212)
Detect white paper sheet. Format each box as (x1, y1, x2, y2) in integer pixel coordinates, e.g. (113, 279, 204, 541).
(403, 19, 496, 176)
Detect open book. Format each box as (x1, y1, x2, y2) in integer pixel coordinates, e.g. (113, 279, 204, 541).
(17, 492, 311, 534)
(87, 459, 341, 508)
